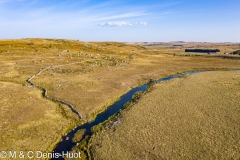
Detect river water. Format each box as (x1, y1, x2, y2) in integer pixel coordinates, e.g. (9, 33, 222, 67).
(51, 71, 200, 159)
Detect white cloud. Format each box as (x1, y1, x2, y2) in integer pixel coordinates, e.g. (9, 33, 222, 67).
(100, 21, 132, 27)
(140, 21, 147, 26)
(99, 21, 148, 27)
(96, 11, 149, 21)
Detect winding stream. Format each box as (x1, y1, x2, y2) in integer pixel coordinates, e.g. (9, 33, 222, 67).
(26, 63, 84, 119)
(51, 71, 201, 159)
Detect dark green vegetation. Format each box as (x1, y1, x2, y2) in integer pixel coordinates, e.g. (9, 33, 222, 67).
(185, 49, 220, 53)
(230, 50, 240, 55)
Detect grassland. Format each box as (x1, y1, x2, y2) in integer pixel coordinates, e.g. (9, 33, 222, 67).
(0, 38, 239, 156)
(0, 81, 74, 152)
(89, 71, 240, 159)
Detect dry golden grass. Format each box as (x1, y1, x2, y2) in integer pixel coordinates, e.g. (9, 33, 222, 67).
(0, 82, 73, 152)
(73, 129, 86, 143)
(0, 38, 239, 156)
(29, 52, 240, 121)
(89, 71, 240, 159)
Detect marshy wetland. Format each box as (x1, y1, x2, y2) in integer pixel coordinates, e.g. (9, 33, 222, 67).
(0, 39, 239, 159)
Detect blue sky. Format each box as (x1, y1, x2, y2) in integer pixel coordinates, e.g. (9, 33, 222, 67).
(0, 0, 240, 42)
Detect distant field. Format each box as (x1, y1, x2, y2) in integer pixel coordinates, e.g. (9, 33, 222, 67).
(89, 71, 240, 159)
(143, 42, 240, 55)
(0, 39, 239, 154)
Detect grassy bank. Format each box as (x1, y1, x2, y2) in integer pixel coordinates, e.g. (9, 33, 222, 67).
(89, 71, 240, 159)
